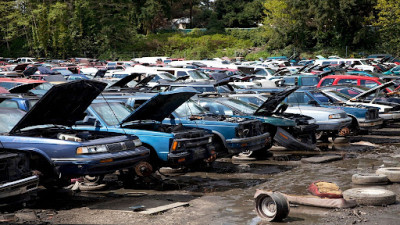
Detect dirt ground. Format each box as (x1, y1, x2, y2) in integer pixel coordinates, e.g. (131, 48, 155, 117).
(2, 126, 400, 225)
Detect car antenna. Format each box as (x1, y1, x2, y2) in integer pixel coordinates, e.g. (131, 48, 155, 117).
(186, 101, 200, 128)
(99, 92, 128, 135)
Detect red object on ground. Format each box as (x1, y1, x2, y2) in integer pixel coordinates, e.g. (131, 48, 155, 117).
(308, 181, 343, 199)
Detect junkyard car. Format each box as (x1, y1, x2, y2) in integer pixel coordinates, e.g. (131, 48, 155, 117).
(320, 82, 400, 122)
(197, 88, 318, 150)
(0, 80, 151, 187)
(106, 93, 272, 156)
(76, 88, 216, 169)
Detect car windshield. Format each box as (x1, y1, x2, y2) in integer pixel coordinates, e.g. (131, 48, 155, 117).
(158, 72, 176, 80)
(301, 77, 320, 86)
(310, 91, 336, 104)
(360, 60, 370, 65)
(187, 70, 209, 80)
(326, 91, 352, 102)
(91, 102, 132, 126)
(0, 109, 25, 133)
(53, 69, 73, 75)
(113, 74, 129, 79)
(220, 98, 257, 114)
(175, 100, 208, 117)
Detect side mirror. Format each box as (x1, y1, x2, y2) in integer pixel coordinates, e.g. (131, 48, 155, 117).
(308, 100, 318, 106)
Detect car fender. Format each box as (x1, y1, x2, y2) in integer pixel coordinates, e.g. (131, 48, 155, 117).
(211, 130, 228, 148)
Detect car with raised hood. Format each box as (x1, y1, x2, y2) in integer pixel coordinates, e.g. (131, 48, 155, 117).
(75, 88, 216, 169)
(106, 92, 271, 157)
(0, 80, 151, 188)
(320, 82, 400, 122)
(198, 87, 318, 150)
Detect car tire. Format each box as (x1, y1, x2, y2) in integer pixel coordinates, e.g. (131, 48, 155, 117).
(342, 188, 396, 206)
(255, 192, 290, 222)
(352, 173, 389, 185)
(376, 167, 400, 182)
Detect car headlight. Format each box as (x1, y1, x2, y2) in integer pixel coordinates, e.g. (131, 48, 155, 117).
(133, 138, 142, 147)
(76, 145, 108, 154)
(307, 119, 316, 124)
(383, 108, 390, 113)
(328, 114, 341, 119)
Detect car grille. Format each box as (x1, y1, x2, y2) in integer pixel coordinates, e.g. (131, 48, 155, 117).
(237, 120, 263, 138)
(366, 108, 379, 120)
(106, 140, 136, 153)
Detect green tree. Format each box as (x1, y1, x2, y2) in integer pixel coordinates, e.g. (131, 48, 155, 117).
(373, 0, 400, 54)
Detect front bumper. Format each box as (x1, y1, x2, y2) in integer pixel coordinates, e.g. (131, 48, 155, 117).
(168, 144, 216, 165)
(226, 132, 271, 154)
(316, 117, 352, 132)
(380, 112, 400, 121)
(52, 146, 150, 177)
(0, 175, 39, 199)
(274, 127, 316, 151)
(358, 118, 384, 130)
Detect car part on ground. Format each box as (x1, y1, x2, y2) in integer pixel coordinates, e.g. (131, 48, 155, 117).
(342, 188, 396, 206)
(352, 173, 389, 185)
(375, 167, 400, 182)
(254, 190, 290, 222)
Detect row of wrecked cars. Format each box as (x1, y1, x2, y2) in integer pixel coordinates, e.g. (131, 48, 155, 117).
(0, 73, 399, 206)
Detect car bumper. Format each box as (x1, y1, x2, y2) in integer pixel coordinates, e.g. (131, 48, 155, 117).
(358, 118, 384, 130)
(168, 144, 216, 165)
(52, 146, 150, 176)
(274, 127, 315, 151)
(0, 175, 39, 199)
(226, 132, 271, 154)
(380, 112, 400, 121)
(316, 117, 352, 132)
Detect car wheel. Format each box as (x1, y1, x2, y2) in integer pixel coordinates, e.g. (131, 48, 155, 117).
(352, 173, 389, 185)
(255, 192, 290, 222)
(343, 188, 396, 206)
(376, 167, 400, 182)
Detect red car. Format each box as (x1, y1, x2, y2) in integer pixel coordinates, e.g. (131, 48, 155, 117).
(317, 75, 385, 89)
(0, 78, 46, 90)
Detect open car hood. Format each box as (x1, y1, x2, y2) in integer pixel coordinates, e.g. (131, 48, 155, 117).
(108, 73, 139, 88)
(8, 82, 44, 93)
(10, 80, 107, 133)
(254, 86, 299, 115)
(350, 81, 394, 101)
(121, 87, 198, 123)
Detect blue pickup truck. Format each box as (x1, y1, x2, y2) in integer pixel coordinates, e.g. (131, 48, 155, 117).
(0, 80, 151, 187)
(75, 88, 216, 169)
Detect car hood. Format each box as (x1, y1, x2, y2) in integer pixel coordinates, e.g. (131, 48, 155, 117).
(350, 81, 394, 101)
(10, 80, 107, 133)
(121, 87, 199, 123)
(108, 73, 139, 88)
(254, 87, 299, 115)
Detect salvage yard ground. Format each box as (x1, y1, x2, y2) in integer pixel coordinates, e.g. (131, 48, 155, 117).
(3, 125, 400, 224)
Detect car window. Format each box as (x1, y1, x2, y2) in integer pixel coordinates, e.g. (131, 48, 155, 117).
(337, 79, 358, 85)
(360, 80, 378, 88)
(177, 71, 187, 77)
(301, 77, 320, 86)
(0, 100, 18, 109)
(0, 109, 25, 133)
(237, 97, 264, 106)
(286, 92, 311, 104)
(320, 78, 334, 86)
(175, 101, 208, 117)
(284, 77, 297, 86)
(199, 101, 234, 116)
(91, 102, 132, 126)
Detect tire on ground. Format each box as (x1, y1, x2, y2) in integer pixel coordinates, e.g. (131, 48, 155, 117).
(255, 192, 290, 222)
(342, 188, 396, 206)
(376, 167, 400, 182)
(352, 173, 389, 185)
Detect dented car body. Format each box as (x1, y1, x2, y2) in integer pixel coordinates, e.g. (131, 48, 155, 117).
(0, 80, 151, 186)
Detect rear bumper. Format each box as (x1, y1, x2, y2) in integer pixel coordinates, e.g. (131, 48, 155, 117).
(52, 146, 150, 176)
(0, 175, 39, 199)
(226, 132, 271, 154)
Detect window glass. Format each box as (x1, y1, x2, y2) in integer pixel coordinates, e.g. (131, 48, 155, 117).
(337, 79, 357, 85)
(320, 78, 334, 86)
(175, 101, 208, 117)
(91, 102, 131, 126)
(237, 97, 264, 106)
(360, 80, 378, 88)
(0, 109, 25, 133)
(286, 92, 311, 104)
(199, 101, 234, 116)
(0, 100, 18, 109)
(301, 77, 320, 86)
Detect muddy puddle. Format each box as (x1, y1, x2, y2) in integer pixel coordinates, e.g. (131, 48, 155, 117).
(4, 132, 400, 224)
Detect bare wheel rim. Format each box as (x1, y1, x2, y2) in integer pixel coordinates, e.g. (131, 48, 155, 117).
(260, 196, 277, 218)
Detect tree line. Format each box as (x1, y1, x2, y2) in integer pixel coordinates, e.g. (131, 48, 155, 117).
(0, 0, 399, 59)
